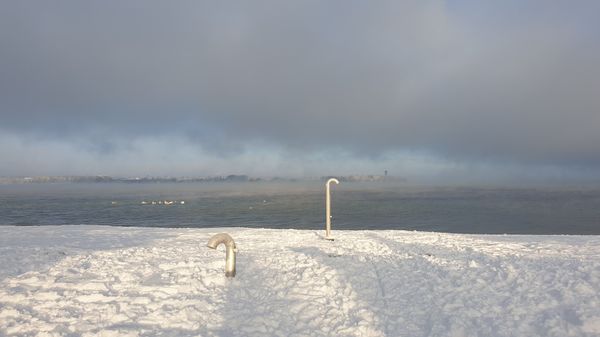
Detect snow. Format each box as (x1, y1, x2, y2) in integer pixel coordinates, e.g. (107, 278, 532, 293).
(1, 226, 600, 337)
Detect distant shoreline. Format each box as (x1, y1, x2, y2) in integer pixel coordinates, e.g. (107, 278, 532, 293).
(0, 174, 403, 185)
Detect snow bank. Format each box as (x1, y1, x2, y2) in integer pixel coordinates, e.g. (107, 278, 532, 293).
(1, 226, 600, 336)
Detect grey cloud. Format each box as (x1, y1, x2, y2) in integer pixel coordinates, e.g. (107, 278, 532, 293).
(1, 1, 600, 177)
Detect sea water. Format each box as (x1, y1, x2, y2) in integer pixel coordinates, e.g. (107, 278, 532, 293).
(0, 182, 599, 234)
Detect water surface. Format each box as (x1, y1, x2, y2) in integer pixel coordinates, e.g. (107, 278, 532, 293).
(1, 182, 599, 234)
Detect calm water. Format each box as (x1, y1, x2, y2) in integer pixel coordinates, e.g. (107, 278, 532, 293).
(1, 182, 600, 234)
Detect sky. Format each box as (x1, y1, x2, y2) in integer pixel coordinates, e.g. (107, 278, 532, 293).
(1, 1, 599, 184)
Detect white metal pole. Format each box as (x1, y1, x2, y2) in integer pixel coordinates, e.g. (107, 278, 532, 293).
(325, 178, 339, 240)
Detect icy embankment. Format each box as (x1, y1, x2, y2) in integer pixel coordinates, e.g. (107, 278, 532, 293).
(1, 226, 600, 337)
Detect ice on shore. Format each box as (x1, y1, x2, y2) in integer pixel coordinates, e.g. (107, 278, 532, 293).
(1, 226, 600, 336)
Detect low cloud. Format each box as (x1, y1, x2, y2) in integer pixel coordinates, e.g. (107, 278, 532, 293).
(1, 1, 599, 181)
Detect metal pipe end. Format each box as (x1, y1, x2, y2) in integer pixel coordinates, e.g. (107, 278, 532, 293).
(207, 233, 237, 278)
(207, 233, 235, 249)
(327, 178, 340, 185)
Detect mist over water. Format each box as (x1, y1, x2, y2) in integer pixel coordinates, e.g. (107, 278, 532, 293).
(1, 182, 599, 234)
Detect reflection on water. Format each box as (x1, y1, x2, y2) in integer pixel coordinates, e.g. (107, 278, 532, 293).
(1, 182, 600, 234)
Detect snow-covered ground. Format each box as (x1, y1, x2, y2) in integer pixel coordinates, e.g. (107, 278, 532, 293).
(1, 226, 600, 337)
